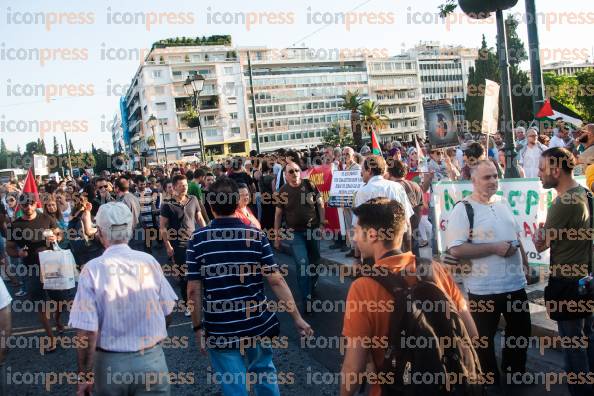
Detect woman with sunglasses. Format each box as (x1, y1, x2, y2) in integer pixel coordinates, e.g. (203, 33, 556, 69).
(1, 193, 26, 297)
(67, 192, 103, 268)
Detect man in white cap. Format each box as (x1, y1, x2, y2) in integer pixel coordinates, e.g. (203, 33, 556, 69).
(70, 202, 178, 396)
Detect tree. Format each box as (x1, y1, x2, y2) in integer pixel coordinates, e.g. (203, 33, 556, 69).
(16, 145, 21, 155)
(575, 70, 594, 121)
(322, 123, 354, 147)
(25, 141, 38, 155)
(340, 90, 363, 147)
(68, 139, 75, 155)
(543, 72, 581, 113)
(359, 100, 387, 135)
(39, 139, 47, 154)
(53, 136, 59, 155)
(0, 139, 6, 154)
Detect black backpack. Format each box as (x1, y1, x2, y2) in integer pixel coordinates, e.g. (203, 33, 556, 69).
(367, 257, 486, 396)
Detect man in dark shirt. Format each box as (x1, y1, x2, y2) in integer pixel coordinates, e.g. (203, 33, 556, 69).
(160, 174, 206, 317)
(6, 193, 61, 352)
(274, 161, 325, 312)
(228, 157, 255, 194)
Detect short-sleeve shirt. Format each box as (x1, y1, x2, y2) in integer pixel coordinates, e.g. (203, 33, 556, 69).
(186, 217, 280, 348)
(7, 213, 57, 266)
(342, 252, 466, 396)
(586, 164, 594, 192)
(0, 279, 12, 310)
(160, 195, 201, 246)
(277, 180, 320, 231)
(545, 185, 591, 279)
(445, 196, 526, 295)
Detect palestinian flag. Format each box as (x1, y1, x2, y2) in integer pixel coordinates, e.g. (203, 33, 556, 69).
(371, 129, 381, 155)
(536, 98, 583, 128)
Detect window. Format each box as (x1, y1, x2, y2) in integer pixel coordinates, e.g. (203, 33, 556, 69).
(230, 112, 238, 120)
(224, 67, 234, 75)
(409, 105, 416, 113)
(158, 118, 168, 126)
(231, 127, 240, 135)
(152, 70, 162, 78)
(154, 86, 164, 95)
(155, 102, 166, 111)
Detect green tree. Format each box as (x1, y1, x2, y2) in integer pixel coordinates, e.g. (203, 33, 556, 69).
(322, 123, 354, 147)
(0, 139, 6, 154)
(68, 139, 75, 155)
(543, 72, 580, 112)
(25, 141, 38, 154)
(359, 100, 387, 135)
(575, 69, 594, 121)
(16, 145, 21, 155)
(340, 90, 363, 147)
(39, 139, 47, 154)
(465, 36, 499, 131)
(52, 136, 59, 155)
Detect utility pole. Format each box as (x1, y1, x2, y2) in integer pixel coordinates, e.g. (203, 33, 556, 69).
(525, 0, 545, 116)
(247, 51, 260, 154)
(63, 131, 73, 177)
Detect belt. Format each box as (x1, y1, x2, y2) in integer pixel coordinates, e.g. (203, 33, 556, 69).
(96, 341, 161, 354)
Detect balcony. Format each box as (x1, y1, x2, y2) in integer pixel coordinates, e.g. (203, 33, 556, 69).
(375, 97, 420, 105)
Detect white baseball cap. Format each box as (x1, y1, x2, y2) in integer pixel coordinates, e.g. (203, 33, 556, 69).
(95, 202, 133, 241)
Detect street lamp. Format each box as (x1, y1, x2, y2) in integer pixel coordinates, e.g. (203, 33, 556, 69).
(184, 74, 206, 162)
(146, 114, 160, 165)
(148, 114, 169, 169)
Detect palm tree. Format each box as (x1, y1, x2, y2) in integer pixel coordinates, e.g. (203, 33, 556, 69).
(340, 90, 363, 148)
(359, 100, 387, 137)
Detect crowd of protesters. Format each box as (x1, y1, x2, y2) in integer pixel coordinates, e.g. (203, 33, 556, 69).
(0, 118, 592, 395)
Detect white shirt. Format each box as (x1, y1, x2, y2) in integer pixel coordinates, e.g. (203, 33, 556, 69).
(549, 134, 567, 149)
(0, 279, 11, 310)
(352, 175, 414, 226)
(521, 145, 543, 178)
(69, 244, 177, 352)
(445, 196, 527, 295)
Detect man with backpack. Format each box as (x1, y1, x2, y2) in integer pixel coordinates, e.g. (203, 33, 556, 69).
(446, 160, 531, 389)
(340, 198, 480, 396)
(534, 148, 594, 396)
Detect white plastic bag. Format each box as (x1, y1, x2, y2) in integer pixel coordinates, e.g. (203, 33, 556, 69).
(39, 244, 77, 290)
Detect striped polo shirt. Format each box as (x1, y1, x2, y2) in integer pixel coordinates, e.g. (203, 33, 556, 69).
(186, 217, 280, 348)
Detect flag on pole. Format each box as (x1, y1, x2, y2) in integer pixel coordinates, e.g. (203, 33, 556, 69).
(370, 129, 381, 155)
(415, 136, 428, 172)
(536, 98, 583, 128)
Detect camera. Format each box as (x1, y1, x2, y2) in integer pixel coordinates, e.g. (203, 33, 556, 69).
(578, 274, 594, 296)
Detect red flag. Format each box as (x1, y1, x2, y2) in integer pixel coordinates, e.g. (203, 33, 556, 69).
(535, 99, 554, 119)
(21, 168, 41, 208)
(371, 129, 381, 155)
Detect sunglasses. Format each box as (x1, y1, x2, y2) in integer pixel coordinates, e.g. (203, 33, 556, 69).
(97, 185, 108, 190)
(287, 169, 300, 175)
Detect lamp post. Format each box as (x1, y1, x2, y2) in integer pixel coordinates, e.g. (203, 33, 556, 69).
(159, 119, 169, 169)
(146, 114, 161, 164)
(184, 74, 206, 162)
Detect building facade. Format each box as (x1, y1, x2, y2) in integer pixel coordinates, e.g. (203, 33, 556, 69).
(543, 61, 594, 76)
(110, 113, 125, 153)
(407, 42, 477, 125)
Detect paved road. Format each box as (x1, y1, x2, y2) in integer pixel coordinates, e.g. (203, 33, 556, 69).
(4, 243, 573, 395)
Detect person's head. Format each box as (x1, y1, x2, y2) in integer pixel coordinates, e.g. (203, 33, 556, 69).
(429, 148, 443, 163)
(161, 178, 174, 195)
(342, 147, 355, 164)
(463, 142, 485, 167)
(494, 131, 504, 146)
(539, 147, 575, 189)
(498, 149, 506, 168)
(526, 128, 538, 146)
(185, 170, 194, 182)
(18, 193, 38, 217)
(387, 160, 408, 181)
(43, 194, 62, 221)
(555, 117, 565, 128)
(515, 127, 526, 141)
(577, 124, 594, 147)
(352, 198, 406, 259)
(284, 161, 302, 187)
(237, 183, 250, 208)
(362, 155, 387, 183)
(558, 126, 570, 139)
(115, 177, 129, 195)
(194, 168, 206, 184)
(136, 175, 147, 191)
(95, 202, 133, 246)
(172, 174, 188, 196)
(204, 173, 215, 189)
(470, 160, 499, 198)
(207, 177, 239, 216)
(6, 192, 18, 209)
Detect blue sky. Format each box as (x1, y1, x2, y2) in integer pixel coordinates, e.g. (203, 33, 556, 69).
(0, 0, 592, 153)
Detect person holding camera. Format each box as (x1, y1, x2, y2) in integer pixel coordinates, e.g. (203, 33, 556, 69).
(445, 160, 531, 389)
(534, 148, 594, 396)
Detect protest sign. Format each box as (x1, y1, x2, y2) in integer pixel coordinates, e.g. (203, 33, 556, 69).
(306, 165, 340, 231)
(432, 177, 587, 266)
(424, 99, 459, 149)
(328, 170, 364, 208)
(481, 79, 500, 136)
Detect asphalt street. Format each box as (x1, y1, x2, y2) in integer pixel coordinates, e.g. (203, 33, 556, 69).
(3, 243, 573, 395)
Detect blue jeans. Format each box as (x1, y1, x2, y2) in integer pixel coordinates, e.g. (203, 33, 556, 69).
(557, 315, 594, 396)
(290, 230, 321, 307)
(208, 345, 280, 396)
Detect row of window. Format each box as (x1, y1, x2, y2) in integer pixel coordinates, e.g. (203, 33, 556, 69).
(419, 62, 461, 70)
(252, 129, 327, 144)
(251, 113, 350, 131)
(253, 100, 342, 115)
(370, 77, 419, 87)
(422, 87, 464, 95)
(252, 73, 367, 87)
(253, 86, 367, 102)
(388, 119, 419, 129)
(421, 75, 463, 82)
(381, 105, 417, 115)
(369, 62, 415, 72)
(376, 90, 417, 100)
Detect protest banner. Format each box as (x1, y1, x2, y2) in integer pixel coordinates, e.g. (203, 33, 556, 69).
(328, 170, 364, 208)
(305, 165, 340, 231)
(432, 177, 587, 266)
(424, 99, 459, 149)
(481, 79, 500, 136)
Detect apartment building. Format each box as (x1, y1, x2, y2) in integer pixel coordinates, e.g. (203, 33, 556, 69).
(407, 41, 477, 124)
(543, 61, 594, 76)
(122, 37, 250, 163)
(366, 56, 425, 142)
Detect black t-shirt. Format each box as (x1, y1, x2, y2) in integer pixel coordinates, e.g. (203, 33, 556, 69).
(160, 195, 201, 246)
(228, 172, 254, 189)
(277, 180, 320, 231)
(7, 212, 57, 266)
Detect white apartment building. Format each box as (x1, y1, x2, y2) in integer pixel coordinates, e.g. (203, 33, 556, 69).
(122, 39, 250, 163)
(543, 61, 593, 76)
(407, 42, 478, 124)
(110, 113, 125, 153)
(366, 56, 425, 142)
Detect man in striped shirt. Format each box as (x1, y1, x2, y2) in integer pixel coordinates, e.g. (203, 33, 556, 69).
(187, 177, 313, 396)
